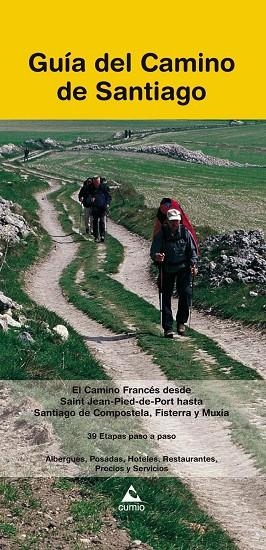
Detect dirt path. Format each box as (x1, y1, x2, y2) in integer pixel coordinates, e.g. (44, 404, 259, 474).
(21, 181, 266, 550)
(6, 159, 265, 376)
(108, 221, 266, 378)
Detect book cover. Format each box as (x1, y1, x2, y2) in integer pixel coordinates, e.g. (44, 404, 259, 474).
(0, 2, 265, 549)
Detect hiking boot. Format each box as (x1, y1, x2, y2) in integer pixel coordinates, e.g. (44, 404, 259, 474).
(177, 323, 185, 335)
(164, 330, 174, 339)
(85, 228, 90, 234)
(100, 236, 105, 243)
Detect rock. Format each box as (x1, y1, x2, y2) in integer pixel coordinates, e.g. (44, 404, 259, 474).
(27, 423, 53, 445)
(18, 314, 28, 325)
(249, 291, 258, 297)
(0, 291, 21, 313)
(198, 230, 266, 288)
(104, 143, 259, 167)
(18, 331, 35, 343)
(41, 137, 61, 148)
(25, 138, 61, 149)
(230, 120, 245, 126)
(1, 314, 21, 328)
(220, 254, 228, 262)
(0, 195, 33, 247)
(74, 137, 90, 146)
(17, 534, 27, 541)
(53, 324, 69, 341)
(79, 537, 92, 545)
(0, 292, 13, 312)
(0, 317, 8, 331)
(0, 143, 21, 155)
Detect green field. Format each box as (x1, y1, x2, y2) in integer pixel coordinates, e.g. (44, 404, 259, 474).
(3, 119, 262, 233)
(130, 124, 266, 165)
(0, 119, 260, 147)
(32, 149, 265, 233)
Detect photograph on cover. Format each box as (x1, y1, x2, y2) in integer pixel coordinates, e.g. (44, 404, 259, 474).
(0, 119, 265, 549)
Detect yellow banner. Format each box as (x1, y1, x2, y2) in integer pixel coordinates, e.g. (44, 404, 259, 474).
(1, 1, 265, 119)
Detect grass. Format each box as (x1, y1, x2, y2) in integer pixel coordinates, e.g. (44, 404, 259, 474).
(131, 122, 266, 165)
(76, 477, 238, 550)
(70, 496, 109, 533)
(1, 475, 239, 550)
(0, 119, 234, 146)
(194, 281, 265, 328)
(0, 482, 18, 503)
(0, 523, 17, 536)
(0, 481, 41, 541)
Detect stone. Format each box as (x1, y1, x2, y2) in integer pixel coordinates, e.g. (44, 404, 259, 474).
(0, 291, 21, 313)
(19, 331, 35, 343)
(0, 195, 32, 247)
(1, 314, 21, 328)
(0, 143, 21, 155)
(0, 317, 8, 331)
(53, 324, 69, 341)
(198, 230, 266, 288)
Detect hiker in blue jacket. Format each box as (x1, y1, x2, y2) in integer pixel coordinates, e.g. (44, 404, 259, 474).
(79, 176, 111, 242)
(150, 208, 198, 338)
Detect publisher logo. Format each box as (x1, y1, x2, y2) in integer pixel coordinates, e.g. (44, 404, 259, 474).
(118, 485, 146, 512)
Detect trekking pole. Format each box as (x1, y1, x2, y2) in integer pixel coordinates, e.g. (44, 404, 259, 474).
(159, 265, 163, 329)
(87, 208, 91, 235)
(188, 274, 194, 328)
(79, 203, 83, 235)
(105, 212, 108, 238)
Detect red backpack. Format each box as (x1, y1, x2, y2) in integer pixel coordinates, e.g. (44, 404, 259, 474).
(153, 198, 199, 253)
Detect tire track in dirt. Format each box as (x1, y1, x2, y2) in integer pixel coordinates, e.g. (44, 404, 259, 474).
(22, 181, 266, 550)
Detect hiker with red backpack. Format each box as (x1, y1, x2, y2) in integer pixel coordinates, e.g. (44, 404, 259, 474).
(150, 207, 198, 338)
(153, 197, 199, 253)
